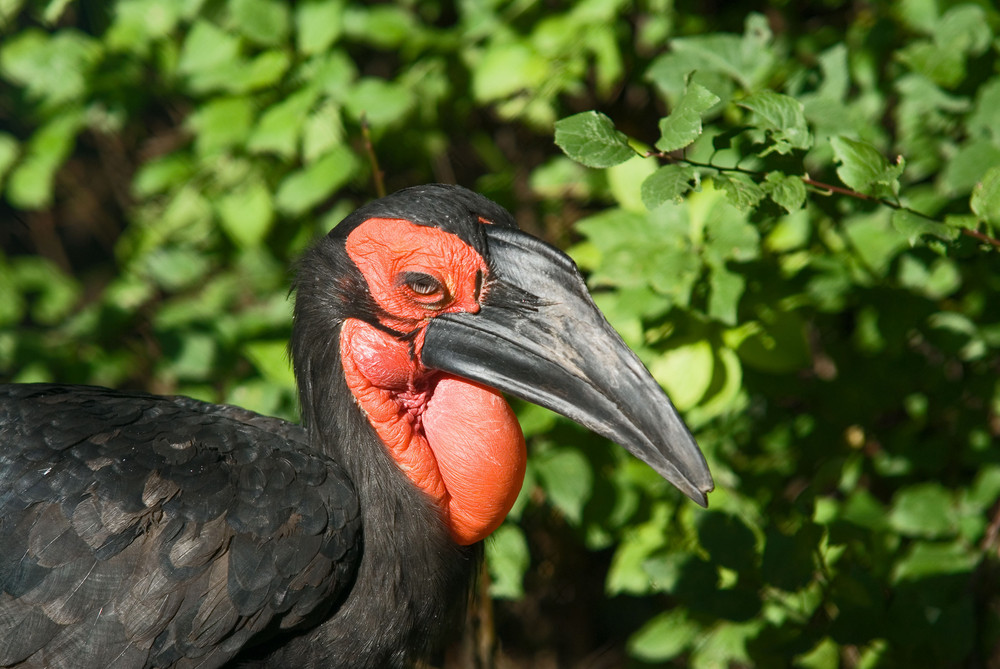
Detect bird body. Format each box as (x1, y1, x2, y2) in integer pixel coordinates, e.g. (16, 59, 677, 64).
(0, 185, 713, 668)
(0, 385, 362, 668)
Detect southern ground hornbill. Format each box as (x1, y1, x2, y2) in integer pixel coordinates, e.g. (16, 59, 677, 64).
(0, 184, 713, 668)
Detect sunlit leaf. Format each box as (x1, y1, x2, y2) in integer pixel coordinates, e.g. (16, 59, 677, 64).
(830, 136, 904, 198)
(628, 609, 700, 661)
(655, 82, 720, 153)
(486, 524, 530, 599)
(889, 483, 957, 539)
(534, 447, 593, 525)
(970, 165, 1000, 228)
(274, 146, 358, 215)
(554, 111, 636, 168)
(763, 171, 806, 212)
(243, 339, 295, 389)
(641, 164, 699, 209)
(229, 0, 290, 46)
(738, 90, 812, 154)
(295, 0, 344, 54)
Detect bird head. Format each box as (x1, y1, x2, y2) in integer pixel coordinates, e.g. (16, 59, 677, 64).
(293, 184, 713, 545)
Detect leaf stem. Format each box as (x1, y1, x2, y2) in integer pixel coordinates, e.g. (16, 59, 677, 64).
(360, 113, 386, 199)
(647, 150, 1000, 249)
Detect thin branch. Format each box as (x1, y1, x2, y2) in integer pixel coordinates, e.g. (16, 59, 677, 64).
(360, 113, 386, 199)
(803, 177, 1000, 248)
(801, 176, 881, 203)
(647, 151, 1000, 249)
(962, 227, 1000, 249)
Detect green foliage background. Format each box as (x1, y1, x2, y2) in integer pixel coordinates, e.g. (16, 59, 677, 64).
(2, 0, 1000, 666)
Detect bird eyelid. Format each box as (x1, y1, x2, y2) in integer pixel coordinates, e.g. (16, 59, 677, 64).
(399, 271, 448, 302)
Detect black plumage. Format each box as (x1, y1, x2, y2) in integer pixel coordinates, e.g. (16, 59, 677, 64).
(0, 184, 713, 668)
(0, 384, 360, 668)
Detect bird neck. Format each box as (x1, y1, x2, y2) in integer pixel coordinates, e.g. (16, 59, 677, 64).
(339, 317, 526, 545)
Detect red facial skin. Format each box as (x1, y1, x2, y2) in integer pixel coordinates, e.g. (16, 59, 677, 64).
(340, 218, 527, 545)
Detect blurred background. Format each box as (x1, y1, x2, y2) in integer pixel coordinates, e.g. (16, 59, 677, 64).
(2, 1, 1000, 667)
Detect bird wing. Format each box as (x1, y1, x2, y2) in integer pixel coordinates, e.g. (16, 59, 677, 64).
(0, 384, 361, 669)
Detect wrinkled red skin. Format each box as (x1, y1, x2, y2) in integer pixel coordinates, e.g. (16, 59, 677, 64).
(339, 219, 526, 545)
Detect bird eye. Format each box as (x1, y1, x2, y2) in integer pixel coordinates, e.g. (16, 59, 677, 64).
(401, 272, 444, 298)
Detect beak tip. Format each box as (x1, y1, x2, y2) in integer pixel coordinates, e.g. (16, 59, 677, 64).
(682, 479, 715, 509)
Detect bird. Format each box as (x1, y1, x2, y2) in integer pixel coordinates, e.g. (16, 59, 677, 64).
(0, 184, 713, 669)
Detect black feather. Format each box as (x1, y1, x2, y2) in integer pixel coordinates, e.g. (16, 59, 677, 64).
(1, 185, 518, 668)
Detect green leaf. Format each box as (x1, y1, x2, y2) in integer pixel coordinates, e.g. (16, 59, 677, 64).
(217, 180, 274, 248)
(735, 309, 810, 373)
(968, 78, 1000, 143)
(161, 331, 217, 380)
(554, 112, 636, 168)
(708, 266, 745, 325)
(187, 96, 254, 155)
(897, 41, 965, 89)
(243, 339, 295, 389)
(641, 164, 699, 209)
(662, 12, 774, 90)
(143, 247, 212, 291)
(650, 340, 714, 410)
(655, 82, 720, 153)
(295, 0, 344, 54)
(892, 540, 978, 583)
(796, 638, 841, 669)
(0, 28, 100, 106)
(577, 208, 701, 307)
(970, 165, 1000, 228)
(228, 50, 291, 92)
(738, 90, 812, 154)
(714, 173, 765, 211)
(302, 102, 345, 163)
(888, 483, 956, 539)
(6, 110, 83, 209)
(472, 40, 548, 103)
(342, 4, 417, 49)
(486, 524, 530, 599)
(606, 503, 671, 595)
(840, 213, 908, 277)
(343, 77, 416, 127)
(940, 141, 1000, 194)
(105, 0, 181, 53)
(247, 87, 319, 158)
(628, 609, 700, 662)
(178, 20, 240, 78)
(607, 155, 657, 213)
(763, 171, 806, 212)
(10, 256, 81, 324)
(704, 203, 761, 264)
(765, 209, 811, 252)
(830, 136, 904, 198)
(133, 153, 195, 197)
(891, 209, 960, 246)
(534, 447, 593, 525)
(229, 0, 290, 46)
(690, 620, 760, 669)
(898, 256, 961, 300)
(274, 146, 358, 215)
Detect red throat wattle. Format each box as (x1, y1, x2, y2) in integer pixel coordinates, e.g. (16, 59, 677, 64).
(339, 219, 527, 545)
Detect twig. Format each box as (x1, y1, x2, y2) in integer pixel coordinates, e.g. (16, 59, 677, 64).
(801, 176, 880, 203)
(647, 151, 1000, 249)
(360, 113, 386, 198)
(958, 227, 1000, 249)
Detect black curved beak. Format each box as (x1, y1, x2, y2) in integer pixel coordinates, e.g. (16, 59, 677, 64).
(422, 226, 714, 506)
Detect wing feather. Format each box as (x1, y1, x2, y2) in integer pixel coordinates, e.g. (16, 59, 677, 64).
(0, 384, 362, 668)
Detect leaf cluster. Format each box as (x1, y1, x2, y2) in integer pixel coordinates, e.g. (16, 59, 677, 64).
(2, 1, 1000, 667)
